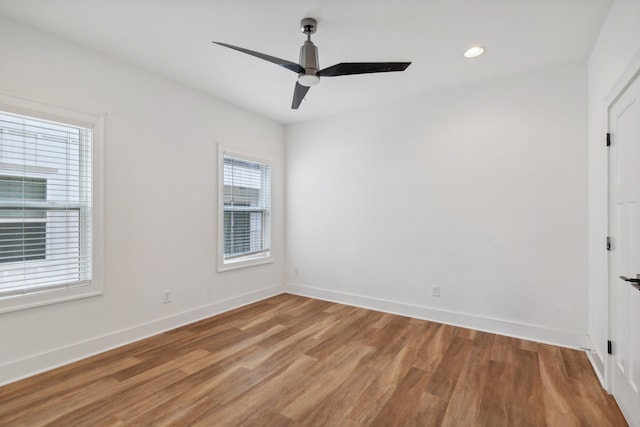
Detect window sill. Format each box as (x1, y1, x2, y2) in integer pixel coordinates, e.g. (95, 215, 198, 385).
(218, 254, 273, 272)
(0, 281, 103, 314)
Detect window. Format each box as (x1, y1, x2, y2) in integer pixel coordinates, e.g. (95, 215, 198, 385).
(220, 151, 271, 269)
(0, 95, 103, 312)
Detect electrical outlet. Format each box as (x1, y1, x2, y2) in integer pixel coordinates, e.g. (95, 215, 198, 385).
(431, 285, 440, 298)
(162, 290, 172, 304)
(293, 268, 300, 277)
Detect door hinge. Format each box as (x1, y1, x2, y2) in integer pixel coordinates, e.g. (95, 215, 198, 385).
(606, 133, 611, 147)
(606, 236, 611, 251)
(608, 340, 612, 355)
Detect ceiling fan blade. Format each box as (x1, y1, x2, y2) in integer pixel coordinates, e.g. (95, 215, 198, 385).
(291, 82, 310, 109)
(212, 42, 304, 74)
(319, 62, 411, 77)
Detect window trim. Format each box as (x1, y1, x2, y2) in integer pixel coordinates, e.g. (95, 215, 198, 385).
(0, 93, 104, 313)
(217, 145, 273, 272)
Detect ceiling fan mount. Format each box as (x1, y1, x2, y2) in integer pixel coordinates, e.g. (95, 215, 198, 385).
(213, 18, 411, 109)
(300, 17, 317, 35)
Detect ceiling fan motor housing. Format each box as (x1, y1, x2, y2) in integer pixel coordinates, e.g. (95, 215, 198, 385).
(298, 41, 320, 86)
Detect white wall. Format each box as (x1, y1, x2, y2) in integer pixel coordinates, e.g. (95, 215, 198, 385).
(587, 0, 640, 380)
(286, 62, 589, 347)
(0, 16, 285, 385)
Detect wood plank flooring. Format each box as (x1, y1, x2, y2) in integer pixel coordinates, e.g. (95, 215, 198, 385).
(0, 294, 627, 426)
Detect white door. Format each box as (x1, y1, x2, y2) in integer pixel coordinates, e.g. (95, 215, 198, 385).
(609, 72, 640, 427)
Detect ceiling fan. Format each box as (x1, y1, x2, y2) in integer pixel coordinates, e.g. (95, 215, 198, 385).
(213, 18, 411, 109)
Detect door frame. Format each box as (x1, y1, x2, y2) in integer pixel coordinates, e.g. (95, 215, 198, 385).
(604, 53, 640, 393)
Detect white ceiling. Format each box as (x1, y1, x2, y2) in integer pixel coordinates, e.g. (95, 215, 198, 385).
(0, 0, 612, 124)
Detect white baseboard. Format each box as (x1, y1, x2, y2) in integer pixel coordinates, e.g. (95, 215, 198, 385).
(286, 283, 589, 350)
(586, 346, 607, 390)
(0, 283, 284, 386)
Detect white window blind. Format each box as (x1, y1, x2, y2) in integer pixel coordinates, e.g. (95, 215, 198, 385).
(223, 155, 271, 262)
(0, 110, 92, 297)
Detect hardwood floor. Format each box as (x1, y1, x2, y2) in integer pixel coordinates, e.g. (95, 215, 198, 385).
(0, 294, 627, 426)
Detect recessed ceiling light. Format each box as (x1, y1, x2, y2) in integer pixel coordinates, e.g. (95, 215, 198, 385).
(464, 46, 485, 58)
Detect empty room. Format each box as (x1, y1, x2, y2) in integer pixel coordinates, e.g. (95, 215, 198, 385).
(0, 0, 639, 425)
